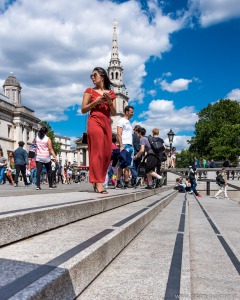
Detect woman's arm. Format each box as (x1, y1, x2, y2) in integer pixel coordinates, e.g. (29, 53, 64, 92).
(47, 138, 58, 162)
(81, 91, 106, 114)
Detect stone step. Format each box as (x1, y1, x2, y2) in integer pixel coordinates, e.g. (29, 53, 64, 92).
(0, 186, 172, 246)
(0, 189, 177, 300)
(78, 193, 240, 300)
(79, 192, 191, 300)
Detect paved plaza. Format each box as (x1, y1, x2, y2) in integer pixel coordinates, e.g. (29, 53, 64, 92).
(0, 178, 239, 299)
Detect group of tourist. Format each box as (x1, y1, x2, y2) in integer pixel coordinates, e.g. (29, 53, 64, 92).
(81, 66, 167, 194)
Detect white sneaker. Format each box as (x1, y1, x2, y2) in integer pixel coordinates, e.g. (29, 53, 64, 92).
(214, 196, 219, 199)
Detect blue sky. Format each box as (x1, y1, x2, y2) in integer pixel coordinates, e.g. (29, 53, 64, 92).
(0, 0, 240, 150)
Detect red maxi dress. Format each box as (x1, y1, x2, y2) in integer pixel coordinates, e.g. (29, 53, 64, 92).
(85, 88, 116, 183)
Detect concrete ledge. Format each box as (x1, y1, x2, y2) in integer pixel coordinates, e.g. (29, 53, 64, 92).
(0, 187, 173, 247)
(9, 191, 177, 300)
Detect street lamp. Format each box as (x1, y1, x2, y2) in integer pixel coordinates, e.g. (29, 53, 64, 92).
(167, 129, 175, 154)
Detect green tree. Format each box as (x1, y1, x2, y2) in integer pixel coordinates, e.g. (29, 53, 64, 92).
(40, 121, 62, 155)
(188, 99, 240, 162)
(176, 150, 195, 168)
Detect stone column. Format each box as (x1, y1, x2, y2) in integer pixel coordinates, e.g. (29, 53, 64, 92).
(14, 123, 21, 148)
(22, 126, 27, 149)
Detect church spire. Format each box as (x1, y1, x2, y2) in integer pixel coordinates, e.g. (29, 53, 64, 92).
(110, 19, 120, 63)
(108, 19, 124, 86)
(108, 20, 129, 134)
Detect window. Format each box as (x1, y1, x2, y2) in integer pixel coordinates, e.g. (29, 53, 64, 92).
(8, 126, 11, 138)
(116, 72, 119, 80)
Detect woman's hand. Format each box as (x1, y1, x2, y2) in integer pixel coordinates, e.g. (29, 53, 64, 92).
(95, 96, 106, 105)
(103, 92, 112, 105)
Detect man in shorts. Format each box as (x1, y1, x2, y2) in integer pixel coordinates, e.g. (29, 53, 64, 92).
(116, 106, 134, 188)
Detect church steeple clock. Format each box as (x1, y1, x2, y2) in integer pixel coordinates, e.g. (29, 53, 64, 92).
(108, 20, 129, 133)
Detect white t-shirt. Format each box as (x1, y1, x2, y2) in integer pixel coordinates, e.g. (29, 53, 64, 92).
(117, 117, 133, 145)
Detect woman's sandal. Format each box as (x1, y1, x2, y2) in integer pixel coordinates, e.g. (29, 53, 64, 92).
(94, 185, 108, 194)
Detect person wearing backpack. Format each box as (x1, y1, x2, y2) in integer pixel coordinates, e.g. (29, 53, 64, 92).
(214, 167, 229, 199)
(134, 127, 163, 189)
(149, 128, 165, 187)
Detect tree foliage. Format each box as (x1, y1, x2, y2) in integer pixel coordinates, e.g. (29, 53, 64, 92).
(40, 121, 62, 155)
(188, 99, 240, 163)
(176, 150, 195, 168)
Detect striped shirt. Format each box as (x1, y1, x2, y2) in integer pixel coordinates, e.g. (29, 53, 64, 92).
(36, 135, 51, 163)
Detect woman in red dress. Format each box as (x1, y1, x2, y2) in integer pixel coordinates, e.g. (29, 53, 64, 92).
(81, 67, 116, 193)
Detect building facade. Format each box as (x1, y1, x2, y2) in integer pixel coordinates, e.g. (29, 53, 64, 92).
(0, 73, 41, 157)
(0, 73, 79, 165)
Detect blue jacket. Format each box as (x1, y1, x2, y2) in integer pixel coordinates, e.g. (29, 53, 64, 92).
(14, 148, 28, 165)
(118, 149, 132, 169)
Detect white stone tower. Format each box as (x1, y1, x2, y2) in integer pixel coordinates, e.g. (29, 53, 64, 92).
(3, 72, 22, 106)
(108, 20, 129, 133)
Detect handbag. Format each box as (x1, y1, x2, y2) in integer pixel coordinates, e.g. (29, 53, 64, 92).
(28, 139, 37, 158)
(82, 132, 88, 144)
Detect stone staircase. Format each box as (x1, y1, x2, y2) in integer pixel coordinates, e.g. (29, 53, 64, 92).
(0, 187, 176, 299)
(1, 187, 240, 299)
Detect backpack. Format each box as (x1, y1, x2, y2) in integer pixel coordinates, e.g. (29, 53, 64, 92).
(148, 136, 164, 154)
(216, 174, 225, 186)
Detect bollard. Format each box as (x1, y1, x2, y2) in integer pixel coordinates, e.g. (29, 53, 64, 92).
(207, 181, 210, 195)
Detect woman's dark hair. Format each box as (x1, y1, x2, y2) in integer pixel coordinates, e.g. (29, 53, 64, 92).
(38, 126, 48, 139)
(93, 67, 112, 90)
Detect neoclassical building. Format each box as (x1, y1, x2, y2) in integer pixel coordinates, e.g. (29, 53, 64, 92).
(0, 73, 41, 156)
(0, 73, 79, 165)
(75, 22, 129, 165)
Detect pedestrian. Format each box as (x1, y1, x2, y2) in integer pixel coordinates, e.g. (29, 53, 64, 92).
(134, 127, 162, 189)
(13, 141, 29, 187)
(57, 162, 63, 184)
(151, 128, 165, 188)
(29, 157, 37, 185)
(81, 67, 116, 194)
(170, 147, 177, 168)
(6, 151, 15, 185)
(202, 157, 207, 168)
(0, 150, 7, 184)
(214, 167, 229, 199)
(189, 166, 202, 197)
(35, 126, 58, 190)
(116, 106, 134, 188)
(51, 158, 57, 185)
(210, 159, 216, 168)
(131, 125, 141, 187)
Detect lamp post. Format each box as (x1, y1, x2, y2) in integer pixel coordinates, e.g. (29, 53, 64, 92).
(167, 129, 175, 155)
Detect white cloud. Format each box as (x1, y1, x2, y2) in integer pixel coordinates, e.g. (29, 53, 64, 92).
(226, 89, 240, 102)
(159, 78, 193, 92)
(147, 89, 157, 97)
(134, 99, 198, 150)
(0, 0, 184, 120)
(162, 72, 172, 77)
(188, 0, 240, 27)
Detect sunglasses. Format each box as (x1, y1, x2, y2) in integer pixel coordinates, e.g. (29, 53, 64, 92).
(90, 73, 100, 79)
